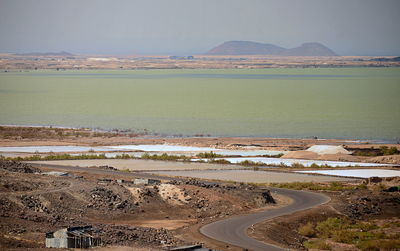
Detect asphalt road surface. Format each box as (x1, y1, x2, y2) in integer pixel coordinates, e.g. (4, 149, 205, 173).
(200, 188, 330, 251)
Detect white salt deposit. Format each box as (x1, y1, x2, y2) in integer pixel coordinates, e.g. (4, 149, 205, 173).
(0, 146, 112, 153)
(297, 169, 400, 178)
(306, 145, 351, 155)
(107, 144, 216, 152)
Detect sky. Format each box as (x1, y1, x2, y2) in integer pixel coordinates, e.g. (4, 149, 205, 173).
(0, 0, 399, 56)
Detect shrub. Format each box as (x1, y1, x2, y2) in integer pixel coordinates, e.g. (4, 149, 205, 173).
(290, 162, 305, 168)
(208, 159, 231, 164)
(298, 222, 316, 237)
(141, 153, 187, 161)
(380, 146, 400, 155)
(316, 217, 348, 238)
(196, 151, 222, 158)
(303, 239, 331, 250)
(331, 229, 357, 244)
(262, 153, 284, 158)
(115, 153, 131, 159)
(356, 239, 399, 251)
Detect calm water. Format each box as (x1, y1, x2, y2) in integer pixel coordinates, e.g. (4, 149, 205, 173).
(0, 68, 399, 141)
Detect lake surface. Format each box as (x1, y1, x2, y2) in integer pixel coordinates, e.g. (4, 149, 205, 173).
(1, 68, 399, 141)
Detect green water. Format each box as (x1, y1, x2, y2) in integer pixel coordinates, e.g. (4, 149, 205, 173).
(0, 68, 399, 141)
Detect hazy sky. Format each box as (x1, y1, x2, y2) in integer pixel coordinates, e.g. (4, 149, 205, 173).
(0, 0, 399, 55)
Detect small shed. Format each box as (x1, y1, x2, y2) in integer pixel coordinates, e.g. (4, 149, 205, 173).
(134, 178, 161, 185)
(45, 226, 101, 248)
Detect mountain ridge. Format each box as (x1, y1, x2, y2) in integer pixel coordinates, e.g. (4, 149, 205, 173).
(206, 41, 337, 56)
(14, 51, 74, 56)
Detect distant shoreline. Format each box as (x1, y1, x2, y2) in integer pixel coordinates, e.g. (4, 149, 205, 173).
(0, 124, 395, 144)
(1, 54, 399, 70)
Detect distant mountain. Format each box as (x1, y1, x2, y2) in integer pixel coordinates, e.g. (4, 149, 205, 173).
(207, 41, 285, 55)
(206, 41, 337, 56)
(15, 51, 74, 56)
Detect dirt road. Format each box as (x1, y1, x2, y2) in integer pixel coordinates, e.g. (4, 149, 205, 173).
(200, 188, 329, 251)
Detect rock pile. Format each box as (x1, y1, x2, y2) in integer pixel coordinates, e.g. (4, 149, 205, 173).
(88, 187, 130, 210)
(20, 195, 49, 213)
(341, 190, 400, 220)
(94, 224, 179, 246)
(0, 160, 41, 173)
(254, 191, 276, 206)
(96, 165, 118, 171)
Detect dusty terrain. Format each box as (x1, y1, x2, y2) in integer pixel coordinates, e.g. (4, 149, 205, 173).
(0, 160, 277, 250)
(1, 54, 400, 70)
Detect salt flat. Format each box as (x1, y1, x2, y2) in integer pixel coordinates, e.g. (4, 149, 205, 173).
(297, 169, 400, 178)
(31, 159, 239, 171)
(149, 170, 356, 183)
(194, 157, 390, 167)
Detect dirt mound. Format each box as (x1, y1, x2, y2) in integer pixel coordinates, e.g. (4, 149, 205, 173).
(364, 176, 400, 186)
(338, 190, 400, 220)
(282, 150, 319, 159)
(0, 160, 41, 173)
(157, 184, 191, 205)
(89, 187, 132, 210)
(282, 150, 361, 162)
(283, 145, 355, 160)
(368, 155, 400, 165)
(20, 195, 50, 213)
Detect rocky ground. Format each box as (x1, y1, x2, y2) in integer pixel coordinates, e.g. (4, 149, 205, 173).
(0, 160, 276, 250)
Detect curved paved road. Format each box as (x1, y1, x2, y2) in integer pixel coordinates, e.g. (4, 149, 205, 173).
(200, 188, 330, 251)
